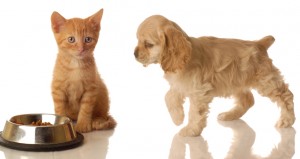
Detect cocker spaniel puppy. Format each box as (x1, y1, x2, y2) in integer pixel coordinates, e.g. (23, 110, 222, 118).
(134, 15, 295, 137)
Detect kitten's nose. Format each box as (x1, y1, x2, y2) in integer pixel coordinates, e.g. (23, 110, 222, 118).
(78, 47, 84, 52)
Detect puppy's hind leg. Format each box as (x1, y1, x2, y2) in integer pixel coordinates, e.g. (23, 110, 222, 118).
(218, 90, 254, 121)
(256, 73, 295, 128)
(165, 89, 185, 126)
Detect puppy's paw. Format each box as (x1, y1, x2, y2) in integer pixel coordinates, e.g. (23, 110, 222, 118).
(178, 125, 202, 137)
(218, 112, 240, 121)
(218, 112, 233, 121)
(75, 121, 92, 133)
(169, 108, 184, 126)
(276, 115, 295, 128)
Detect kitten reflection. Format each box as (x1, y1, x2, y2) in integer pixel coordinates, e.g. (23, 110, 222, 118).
(77, 130, 115, 159)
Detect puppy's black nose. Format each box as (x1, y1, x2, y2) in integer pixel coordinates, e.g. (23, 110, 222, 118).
(134, 49, 139, 58)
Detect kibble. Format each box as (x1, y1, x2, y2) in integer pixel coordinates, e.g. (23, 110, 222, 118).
(30, 120, 52, 126)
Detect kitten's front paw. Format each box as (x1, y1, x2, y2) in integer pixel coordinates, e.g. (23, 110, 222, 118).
(75, 121, 92, 133)
(169, 108, 184, 126)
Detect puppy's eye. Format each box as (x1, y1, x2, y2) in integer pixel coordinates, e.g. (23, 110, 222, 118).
(145, 42, 154, 48)
(68, 36, 75, 43)
(84, 37, 92, 43)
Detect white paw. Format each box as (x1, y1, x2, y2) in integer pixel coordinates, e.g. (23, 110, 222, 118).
(178, 126, 202, 137)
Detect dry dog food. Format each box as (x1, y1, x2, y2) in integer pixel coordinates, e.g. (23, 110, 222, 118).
(13, 120, 52, 126)
(30, 120, 52, 126)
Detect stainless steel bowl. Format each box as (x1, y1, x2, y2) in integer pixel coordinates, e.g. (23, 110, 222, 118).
(1, 114, 77, 144)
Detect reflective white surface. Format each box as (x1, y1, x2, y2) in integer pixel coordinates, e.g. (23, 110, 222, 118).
(0, 0, 299, 158)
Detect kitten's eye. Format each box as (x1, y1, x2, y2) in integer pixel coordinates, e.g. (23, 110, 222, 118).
(145, 42, 154, 48)
(68, 36, 75, 43)
(85, 37, 92, 43)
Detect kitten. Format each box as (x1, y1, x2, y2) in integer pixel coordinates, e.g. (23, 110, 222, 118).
(51, 9, 116, 133)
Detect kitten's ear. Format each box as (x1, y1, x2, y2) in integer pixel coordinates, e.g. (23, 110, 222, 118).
(51, 11, 66, 33)
(88, 9, 103, 31)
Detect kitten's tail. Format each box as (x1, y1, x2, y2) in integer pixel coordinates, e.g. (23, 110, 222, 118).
(104, 115, 117, 129)
(92, 115, 117, 130)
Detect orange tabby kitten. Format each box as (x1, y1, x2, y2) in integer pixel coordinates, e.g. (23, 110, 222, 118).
(50, 9, 116, 133)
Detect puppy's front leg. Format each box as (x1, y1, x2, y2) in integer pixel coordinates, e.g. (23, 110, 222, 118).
(179, 94, 213, 137)
(165, 89, 185, 125)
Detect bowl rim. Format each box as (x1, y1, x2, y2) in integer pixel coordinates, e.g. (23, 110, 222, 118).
(7, 113, 72, 127)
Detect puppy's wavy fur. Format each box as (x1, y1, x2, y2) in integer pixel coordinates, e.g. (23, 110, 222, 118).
(134, 15, 295, 136)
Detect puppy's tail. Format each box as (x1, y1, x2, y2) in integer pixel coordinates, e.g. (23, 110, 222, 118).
(257, 35, 275, 50)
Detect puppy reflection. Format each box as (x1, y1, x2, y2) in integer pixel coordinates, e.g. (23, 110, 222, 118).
(168, 120, 295, 159)
(219, 120, 255, 159)
(168, 134, 212, 159)
(265, 128, 295, 159)
(219, 120, 296, 159)
(134, 15, 295, 137)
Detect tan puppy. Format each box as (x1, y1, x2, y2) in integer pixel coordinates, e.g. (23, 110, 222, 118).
(134, 15, 295, 137)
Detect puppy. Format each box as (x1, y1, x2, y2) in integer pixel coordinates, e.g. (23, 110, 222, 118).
(134, 15, 295, 137)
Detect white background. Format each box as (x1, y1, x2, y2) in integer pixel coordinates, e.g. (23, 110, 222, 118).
(0, 0, 299, 159)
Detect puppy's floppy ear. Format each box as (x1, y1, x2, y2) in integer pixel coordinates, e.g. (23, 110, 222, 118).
(160, 23, 192, 72)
